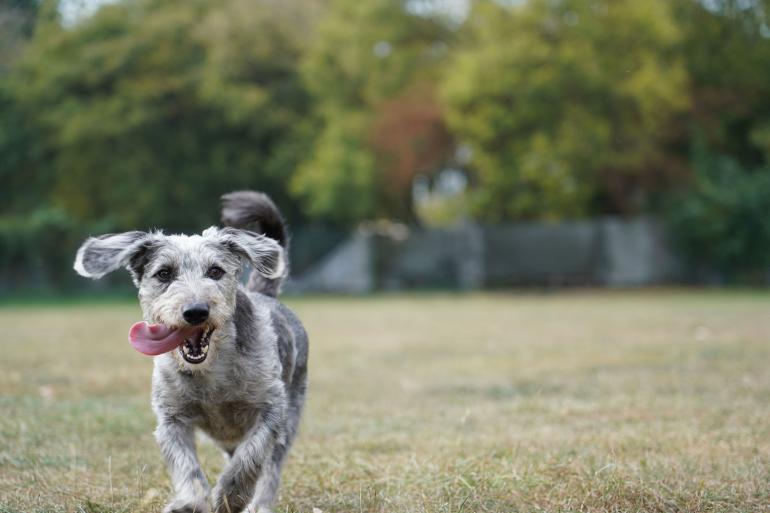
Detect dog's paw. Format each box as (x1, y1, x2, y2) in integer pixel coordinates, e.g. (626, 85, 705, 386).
(163, 497, 211, 513)
(211, 483, 250, 513)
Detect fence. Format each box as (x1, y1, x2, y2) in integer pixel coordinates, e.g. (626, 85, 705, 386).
(0, 216, 694, 295)
(286, 217, 685, 293)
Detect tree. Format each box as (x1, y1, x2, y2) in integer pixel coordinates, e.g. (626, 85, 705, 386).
(369, 83, 453, 218)
(0, 0, 45, 215)
(442, 0, 689, 222)
(9, 0, 314, 232)
(292, 0, 453, 224)
(0, 0, 38, 74)
(667, 138, 770, 278)
(661, 1, 770, 278)
(674, 0, 770, 169)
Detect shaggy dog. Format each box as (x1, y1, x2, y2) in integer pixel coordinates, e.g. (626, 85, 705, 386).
(74, 191, 308, 513)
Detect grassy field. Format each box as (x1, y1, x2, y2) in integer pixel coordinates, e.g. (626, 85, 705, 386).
(1, 291, 769, 513)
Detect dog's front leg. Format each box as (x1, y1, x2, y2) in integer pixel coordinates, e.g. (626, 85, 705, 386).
(211, 402, 286, 513)
(156, 417, 211, 513)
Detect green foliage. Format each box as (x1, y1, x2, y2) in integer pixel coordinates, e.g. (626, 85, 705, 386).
(667, 140, 770, 276)
(0, 208, 91, 292)
(674, 0, 770, 168)
(663, 0, 770, 277)
(302, 0, 448, 109)
(415, 191, 469, 228)
(8, 0, 312, 232)
(442, 0, 689, 222)
(0, 0, 38, 73)
(293, 0, 452, 224)
(292, 113, 378, 224)
(2, 0, 770, 291)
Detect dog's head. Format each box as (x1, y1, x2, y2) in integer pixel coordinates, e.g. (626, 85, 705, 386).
(74, 227, 284, 370)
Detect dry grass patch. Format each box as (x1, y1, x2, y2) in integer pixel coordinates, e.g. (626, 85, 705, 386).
(1, 291, 768, 512)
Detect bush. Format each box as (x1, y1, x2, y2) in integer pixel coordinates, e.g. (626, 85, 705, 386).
(0, 209, 130, 294)
(666, 144, 770, 280)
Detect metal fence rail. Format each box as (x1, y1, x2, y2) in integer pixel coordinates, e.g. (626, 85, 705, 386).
(287, 217, 684, 292)
(0, 216, 692, 295)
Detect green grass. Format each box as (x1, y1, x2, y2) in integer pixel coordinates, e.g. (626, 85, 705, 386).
(1, 291, 769, 512)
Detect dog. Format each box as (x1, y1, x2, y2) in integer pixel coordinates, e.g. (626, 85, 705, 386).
(74, 191, 308, 513)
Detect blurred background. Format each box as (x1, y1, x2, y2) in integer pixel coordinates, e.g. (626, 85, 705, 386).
(3, 0, 770, 296)
(3, 3, 770, 511)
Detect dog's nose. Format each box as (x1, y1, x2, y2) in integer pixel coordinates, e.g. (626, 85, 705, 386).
(182, 303, 209, 325)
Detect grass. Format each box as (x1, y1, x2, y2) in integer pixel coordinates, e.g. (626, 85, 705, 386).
(1, 291, 769, 512)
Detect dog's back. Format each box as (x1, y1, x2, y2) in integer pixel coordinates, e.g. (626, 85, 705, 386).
(221, 190, 308, 434)
(219, 188, 308, 433)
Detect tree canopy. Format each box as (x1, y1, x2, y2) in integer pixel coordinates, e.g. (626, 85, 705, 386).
(6, 0, 314, 231)
(292, 0, 453, 223)
(442, 0, 689, 221)
(2, 0, 770, 277)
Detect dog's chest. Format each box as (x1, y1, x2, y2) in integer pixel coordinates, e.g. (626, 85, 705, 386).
(196, 400, 260, 446)
(167, 367, 267, 447)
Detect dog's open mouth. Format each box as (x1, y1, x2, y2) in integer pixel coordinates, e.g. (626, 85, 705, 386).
(128, 322, 215, 363)
(179, 326, 214, 364)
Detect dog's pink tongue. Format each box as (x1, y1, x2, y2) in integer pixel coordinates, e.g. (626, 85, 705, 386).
(128, 322, 187, 356)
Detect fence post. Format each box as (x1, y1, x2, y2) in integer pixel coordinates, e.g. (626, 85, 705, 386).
(455, 221, 484, 290)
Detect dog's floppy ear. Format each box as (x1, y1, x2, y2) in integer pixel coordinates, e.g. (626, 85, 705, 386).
(74, 231, 156, 283)
(214, 227, 286, 279)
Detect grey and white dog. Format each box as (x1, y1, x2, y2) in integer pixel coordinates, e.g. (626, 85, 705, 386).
(73, 191, 308, 513)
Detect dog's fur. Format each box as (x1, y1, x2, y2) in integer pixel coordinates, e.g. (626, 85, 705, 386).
(74, 191, 308, 513)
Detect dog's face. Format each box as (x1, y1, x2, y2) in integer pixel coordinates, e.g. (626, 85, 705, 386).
(74, 227, 284, 371)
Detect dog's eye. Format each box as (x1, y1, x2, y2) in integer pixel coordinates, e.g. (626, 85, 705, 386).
(155, 268, 173, 282)
(206, 266, 225, 280)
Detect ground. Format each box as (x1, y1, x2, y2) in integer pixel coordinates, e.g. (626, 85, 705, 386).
(1, 291, 769, 513)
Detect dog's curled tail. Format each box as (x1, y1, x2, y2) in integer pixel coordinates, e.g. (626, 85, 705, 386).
(221, 190, 288, 296)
